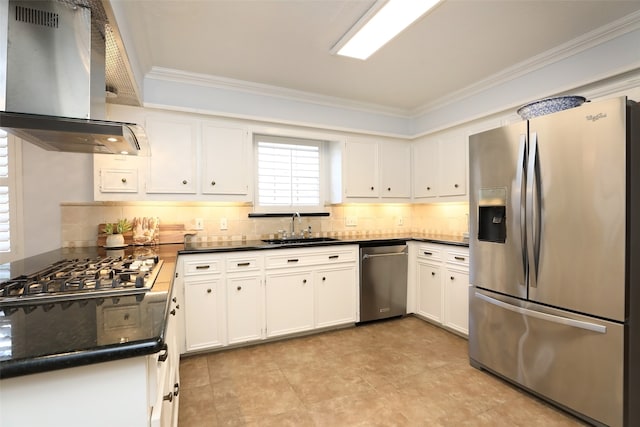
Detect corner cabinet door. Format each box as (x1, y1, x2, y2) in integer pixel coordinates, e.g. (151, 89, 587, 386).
(265, 271, 314, 337)
(379, 142, 410, 198)
(146, 116, 197, 194)
(226, 275, 264, 344)
(315, 266, 357, 328)
(201, 124, 250, 196)
(344, 140, 378, 198)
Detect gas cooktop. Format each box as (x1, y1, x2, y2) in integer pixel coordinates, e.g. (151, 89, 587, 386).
(0, 255, 163, 307)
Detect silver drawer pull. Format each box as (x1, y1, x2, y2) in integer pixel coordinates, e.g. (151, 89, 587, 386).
(454, 256, 466, 261)
(328, 255, 339, 259)
(475, 292, 607, 334)
(237, 262, 250, 267)
(287, 259, 299, 263)
(196, 265, 211, 270)
(423, 251, 433, 256)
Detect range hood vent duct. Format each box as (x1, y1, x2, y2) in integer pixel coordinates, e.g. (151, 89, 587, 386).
(0, 0, 148, 155)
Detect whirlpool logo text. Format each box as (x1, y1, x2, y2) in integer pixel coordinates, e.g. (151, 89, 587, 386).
(586, 112, 607, 122)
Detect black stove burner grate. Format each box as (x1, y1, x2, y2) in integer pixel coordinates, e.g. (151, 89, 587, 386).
(0, 255, 162, 306)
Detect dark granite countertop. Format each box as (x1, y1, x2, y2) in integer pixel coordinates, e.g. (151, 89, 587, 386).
(181, 233, 468, 254)
(0, 235, 466, 379)
(0, 244, 181, 379)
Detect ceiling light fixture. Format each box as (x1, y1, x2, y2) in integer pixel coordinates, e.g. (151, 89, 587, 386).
(332, 0, 441, 60)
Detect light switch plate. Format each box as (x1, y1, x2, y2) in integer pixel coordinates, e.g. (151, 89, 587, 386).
(346, 217, 358, 227)
(194, 218, 204, 230)
(220, 218, 228, 230)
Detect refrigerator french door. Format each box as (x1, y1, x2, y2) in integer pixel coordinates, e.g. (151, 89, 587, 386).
(468, 96, 640, 427)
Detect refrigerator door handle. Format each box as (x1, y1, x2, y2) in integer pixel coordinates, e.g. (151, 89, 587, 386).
(525, 132, 539, 287)
(474, 292, 607, 334)
(514, 134, 527, 281)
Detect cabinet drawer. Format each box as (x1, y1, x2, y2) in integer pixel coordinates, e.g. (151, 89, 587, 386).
(183, 256, 223, 276)
(226, 254, 261, 272)
(100, 168, 138, 193)
(416, 245, 442, 261)
(446, 249, 469, 266)
(265, 247, 357, 269)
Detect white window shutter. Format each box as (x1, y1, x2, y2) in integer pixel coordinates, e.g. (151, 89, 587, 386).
(257, 138, 321, 208)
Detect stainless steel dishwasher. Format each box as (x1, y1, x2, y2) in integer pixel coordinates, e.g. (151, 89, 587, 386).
(359, 242, 408, 322)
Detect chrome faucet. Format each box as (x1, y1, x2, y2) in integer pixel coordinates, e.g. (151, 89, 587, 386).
(291, 212, 301, 237)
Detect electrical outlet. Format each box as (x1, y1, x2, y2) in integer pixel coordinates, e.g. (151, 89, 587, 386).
(397, 216, 404, 226)
(220, 218, 228, 230)
(195, 218, 204, 230)
(345, 217, 358, 227)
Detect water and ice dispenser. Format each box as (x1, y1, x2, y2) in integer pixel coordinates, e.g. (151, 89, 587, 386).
(477, 188, 507, 243)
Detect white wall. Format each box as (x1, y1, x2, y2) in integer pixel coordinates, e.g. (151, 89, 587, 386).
(21, 143, 93, 256)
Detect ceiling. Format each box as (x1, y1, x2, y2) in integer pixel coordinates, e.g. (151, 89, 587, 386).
(112, 0, 640, 115)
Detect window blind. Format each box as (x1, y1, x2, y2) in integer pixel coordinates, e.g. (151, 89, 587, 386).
(257, 139, 320, 207)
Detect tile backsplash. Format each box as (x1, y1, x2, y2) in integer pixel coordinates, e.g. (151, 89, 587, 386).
(61, 202, 469, 247)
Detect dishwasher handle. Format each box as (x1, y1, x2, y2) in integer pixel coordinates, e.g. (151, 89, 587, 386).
(362, 252, 408, 260)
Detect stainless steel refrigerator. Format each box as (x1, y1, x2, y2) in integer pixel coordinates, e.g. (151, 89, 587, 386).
(468, 96, 640, 427)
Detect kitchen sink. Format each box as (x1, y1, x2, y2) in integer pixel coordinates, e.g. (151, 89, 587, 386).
(261, 237, 339, 245)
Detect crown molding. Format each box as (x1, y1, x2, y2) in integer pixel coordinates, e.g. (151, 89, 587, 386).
(143, 10, 640, 138)
(145, 66, 410, 118)
(411, 9, 640, 117)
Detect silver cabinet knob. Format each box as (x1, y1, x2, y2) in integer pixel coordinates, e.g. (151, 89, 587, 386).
(211, 180, 216, 186)
(121, 178, 127, 183)
(182, 180, 188, 185)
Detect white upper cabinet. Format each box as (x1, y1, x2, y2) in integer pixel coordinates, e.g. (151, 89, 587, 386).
(146, 115, 198, 194)
(412, 138, 438, 199)
(412, 132, 467, 201)
(94, 154, 145, 201)
(201, 124, 250, 196)
(380, 142, 411, 198)
(343, 140, 378, 198)
(438, 135, 466, 197)
(333, 139, 410, 202)
(94, 106, 253, 201)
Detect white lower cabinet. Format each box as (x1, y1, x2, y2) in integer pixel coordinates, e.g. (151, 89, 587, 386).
(409, 242, 470, 336)
(264, 245, 359, 337)
(443, 266, 470, 335)
(265, 270, 315, 337)
(315, 266, 357, 328)
(178, 245, 358, 353)
(184, 277, 226, 351)
(151, 292, 180, 427)
(227, 275, 264, 344)
(416, 260, 443, 323)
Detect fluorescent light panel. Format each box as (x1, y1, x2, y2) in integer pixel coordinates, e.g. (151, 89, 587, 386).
(335, 0, 441, 60)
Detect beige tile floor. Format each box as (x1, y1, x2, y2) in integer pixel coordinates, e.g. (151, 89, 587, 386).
(178, 316, 586, 426)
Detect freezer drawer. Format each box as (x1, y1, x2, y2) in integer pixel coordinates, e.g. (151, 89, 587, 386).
(469, 289, 624, 427)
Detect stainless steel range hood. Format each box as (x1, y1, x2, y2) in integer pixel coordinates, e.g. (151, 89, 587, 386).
(0, 0, 148, 155)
